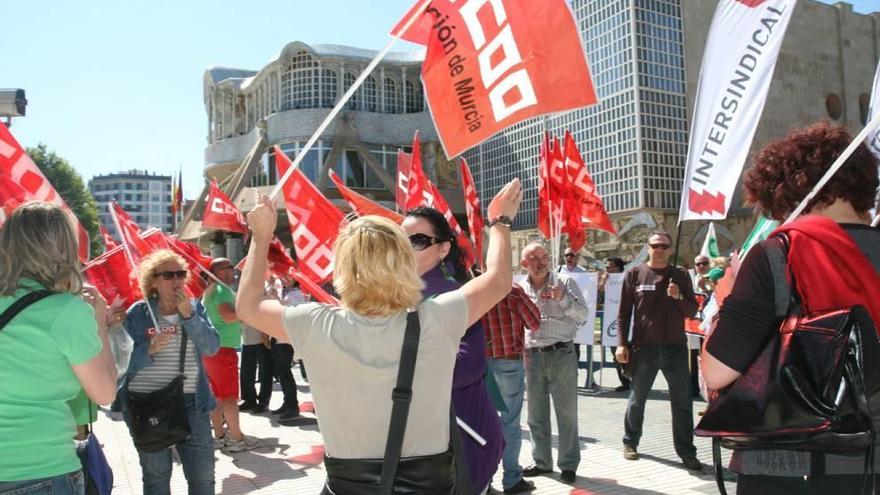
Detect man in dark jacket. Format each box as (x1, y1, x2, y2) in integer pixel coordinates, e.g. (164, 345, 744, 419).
(615, 232, 703, 471)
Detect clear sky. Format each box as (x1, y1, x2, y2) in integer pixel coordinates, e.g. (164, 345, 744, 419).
(2, 0, 877, 199)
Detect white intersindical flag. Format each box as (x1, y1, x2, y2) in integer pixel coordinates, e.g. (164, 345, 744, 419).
(679, 0, 796, 222)
(867, 58, 880, 225)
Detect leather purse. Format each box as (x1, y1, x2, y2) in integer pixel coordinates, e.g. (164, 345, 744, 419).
(695, 236, 880, 494)
(126, 330, 191, 453)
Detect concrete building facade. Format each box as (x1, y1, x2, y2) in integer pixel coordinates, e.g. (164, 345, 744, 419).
(462, 0, 880, 265)
(89, 170, 174, 236)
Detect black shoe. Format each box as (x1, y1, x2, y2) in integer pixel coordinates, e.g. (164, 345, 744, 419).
(560, 470, 576, 484)
(278, 406, 301, 421)
(271, 404, 293, 415)
(503, 478, 535, 493)
(251, 404, 268, 414)
(682, 456, 703, 471)
(522, 465, 553, 477)
(238, 401, 258, 412)
(615, 385, 630, 392)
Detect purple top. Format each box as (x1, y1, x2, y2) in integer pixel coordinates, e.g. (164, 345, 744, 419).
(422, 264, 503, 491)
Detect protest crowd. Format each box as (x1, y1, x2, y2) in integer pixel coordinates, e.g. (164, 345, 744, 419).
(2, 1, 880, 495)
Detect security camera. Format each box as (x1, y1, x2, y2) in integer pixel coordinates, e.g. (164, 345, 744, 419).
(0, 89, 27, 117)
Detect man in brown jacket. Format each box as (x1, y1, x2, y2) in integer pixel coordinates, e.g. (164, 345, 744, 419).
(615, 232, 703, 471)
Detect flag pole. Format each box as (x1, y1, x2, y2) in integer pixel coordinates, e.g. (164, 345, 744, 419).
(109, 202, 161, 332)
(270, 0, 432, 201)
(784, 111, 880, 224)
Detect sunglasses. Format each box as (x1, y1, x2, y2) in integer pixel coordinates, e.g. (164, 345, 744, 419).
(156, 270, 188, 280)
(564, 253, 576, 258)
(649, 244, 670, 250)
(695, 261, 709, 267)
(409, 233, 442, 251)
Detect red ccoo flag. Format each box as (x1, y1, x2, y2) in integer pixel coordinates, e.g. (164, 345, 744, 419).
(0, 125, 91, 262)
(459, 158, 484, 269)
(392, 0, 597, 158)
(563, 131, 616, 236)
(328, 169, 404, 224)
(395, 149, 412, 212)
(202, 179, 248, 234)
(99, 224, 119, 251)
(427, 181, 476, 271)
(404, 132, 434, 210)
(274, 146, 345, 285)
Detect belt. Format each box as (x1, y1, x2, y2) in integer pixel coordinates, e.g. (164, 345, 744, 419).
(528, 341, 572, 353)
(493, 353, 522, 360)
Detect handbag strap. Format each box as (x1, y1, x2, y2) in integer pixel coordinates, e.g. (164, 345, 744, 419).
(764, 235, 792, 318)
(0, 290, 52, 331)
(177, 325, 188, 375)
(378, 311, 421, 495)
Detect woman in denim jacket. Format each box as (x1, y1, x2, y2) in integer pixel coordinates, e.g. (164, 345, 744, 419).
(120, 249, 220, 495)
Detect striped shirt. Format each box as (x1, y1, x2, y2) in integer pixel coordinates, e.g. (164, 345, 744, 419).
(128, 315, 199, 393)
(517, 274, 590, 349)
(482, 285, 542, 358)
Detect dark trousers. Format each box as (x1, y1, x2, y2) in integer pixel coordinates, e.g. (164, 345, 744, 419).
(622, 344, 696, 459)
(737, 474, 877, 495)
(271, 339, 299, 409)
(240, 344, 273, 406)
(611, 346, 631, 389)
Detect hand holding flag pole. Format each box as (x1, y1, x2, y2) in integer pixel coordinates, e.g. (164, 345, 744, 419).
(269, 0, 432, 201)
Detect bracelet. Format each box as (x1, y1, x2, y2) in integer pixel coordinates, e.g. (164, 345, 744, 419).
(487, 215, 513, 228)
(181, 311, 195, 321)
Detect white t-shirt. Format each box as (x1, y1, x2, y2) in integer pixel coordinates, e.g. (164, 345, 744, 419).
(282, 290, 469, 459)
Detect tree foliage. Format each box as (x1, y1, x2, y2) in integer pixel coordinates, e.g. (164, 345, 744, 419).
(26, 144, 103, 256)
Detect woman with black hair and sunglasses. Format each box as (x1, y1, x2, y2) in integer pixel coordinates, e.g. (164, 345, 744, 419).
(120, 249, 220, 495)
(402, 207, 504, 494)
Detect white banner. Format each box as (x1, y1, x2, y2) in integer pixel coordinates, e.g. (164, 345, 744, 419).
(600, 274, 625, 347)
(869, 58, 880, 161)
(679, 0, 796, 221)
(569, 272, 599, 345)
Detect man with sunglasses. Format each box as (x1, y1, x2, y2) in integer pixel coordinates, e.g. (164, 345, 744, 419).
(558, 248, 586, 274)
(518, 243, 589, 484)
(202, 258, 260, 453)
(614, 232, 702, 471)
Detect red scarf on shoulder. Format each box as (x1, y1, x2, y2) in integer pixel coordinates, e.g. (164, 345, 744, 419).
(773, 215, 880, 333)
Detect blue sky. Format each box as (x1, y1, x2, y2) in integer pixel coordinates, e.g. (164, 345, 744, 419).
(2, 0, 877, 199)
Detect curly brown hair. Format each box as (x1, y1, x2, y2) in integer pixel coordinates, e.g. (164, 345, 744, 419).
(743, 121, 879, 221)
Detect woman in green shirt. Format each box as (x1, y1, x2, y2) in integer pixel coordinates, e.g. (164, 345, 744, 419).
(0, 202, 118, 495)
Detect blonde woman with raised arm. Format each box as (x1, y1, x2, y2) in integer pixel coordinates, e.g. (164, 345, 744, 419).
(237, 179, 522, 493)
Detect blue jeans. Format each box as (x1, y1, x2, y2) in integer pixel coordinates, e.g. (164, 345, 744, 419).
(130, 394, 214, 495)
(622, 344, 697, 459)
(525, 342, 580, 471)
(0, 471, 84, 495)
(487, 358, 526, 490)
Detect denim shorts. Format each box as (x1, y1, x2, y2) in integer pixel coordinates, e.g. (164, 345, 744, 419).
(0, 470, 84, 495)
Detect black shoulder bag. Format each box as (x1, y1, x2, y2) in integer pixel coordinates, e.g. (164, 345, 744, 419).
(126, 326, 191, 453)
(323, 311, 470, 494)
(695, 235, 879, 495)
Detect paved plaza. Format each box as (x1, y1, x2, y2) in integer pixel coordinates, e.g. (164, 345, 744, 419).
(94, 351, 736, 494)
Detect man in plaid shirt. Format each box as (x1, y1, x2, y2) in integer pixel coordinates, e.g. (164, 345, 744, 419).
(482, 285, 541, 493)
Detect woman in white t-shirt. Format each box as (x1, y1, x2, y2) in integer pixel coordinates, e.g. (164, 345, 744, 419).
(236, 180, 522, 493)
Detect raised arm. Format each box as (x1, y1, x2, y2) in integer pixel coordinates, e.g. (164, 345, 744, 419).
(236, 195, 289, 343)
(460, 179, 523, 328)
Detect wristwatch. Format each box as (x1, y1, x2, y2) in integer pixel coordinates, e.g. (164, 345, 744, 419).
(487, 215, 513, 228)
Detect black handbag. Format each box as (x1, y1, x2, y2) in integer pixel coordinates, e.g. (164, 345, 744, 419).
(695, 236, 880, 495)
(126, 329, 191, 453)
(322, 311, 471, 495)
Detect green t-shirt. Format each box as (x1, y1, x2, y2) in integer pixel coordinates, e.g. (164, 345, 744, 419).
(0, 280, 102, 481)
(203, 283, 240, 348)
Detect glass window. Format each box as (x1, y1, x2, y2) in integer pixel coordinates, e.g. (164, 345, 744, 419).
(344, 72, 358, 110)
(384, 78, 401, 113)
(363, 76, 378, 112)
(405, 80, 422, 113)
(321, 69, 337, 108)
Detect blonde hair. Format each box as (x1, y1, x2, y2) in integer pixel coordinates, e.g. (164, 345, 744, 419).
(0, 201, 83, 295)
(138, 249, 190, 298)
(333, 216, 424, 317)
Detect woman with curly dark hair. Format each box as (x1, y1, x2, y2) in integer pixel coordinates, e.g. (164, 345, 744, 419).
(702, 121, 880, 494)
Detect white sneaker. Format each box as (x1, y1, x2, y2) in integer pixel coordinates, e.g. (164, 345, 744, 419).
(213, 435, 228, 450)
(222, 434, 261, 453)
